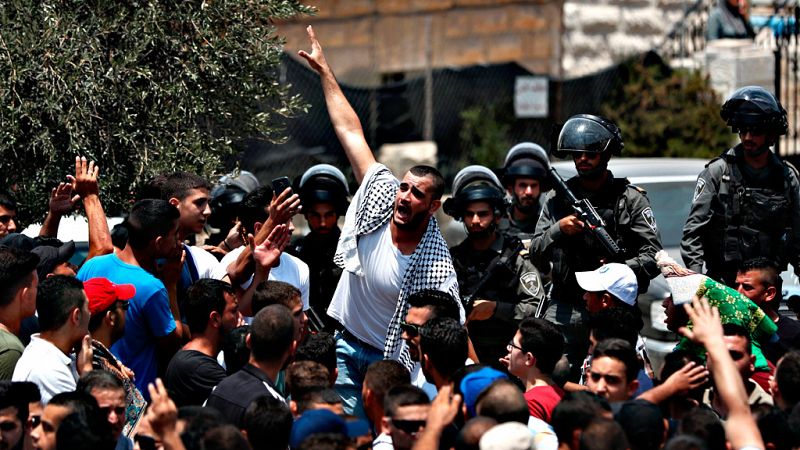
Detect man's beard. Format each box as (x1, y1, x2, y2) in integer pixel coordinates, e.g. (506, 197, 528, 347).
(393, 205, 428, 231)
(577, 162, 607, 180)
(514, 196, 537, 214)
(467, 222, 496, 240)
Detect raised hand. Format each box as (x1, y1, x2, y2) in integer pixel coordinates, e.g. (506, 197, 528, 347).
(68, 156, 100, 198)
(268, 188, 301, 228)
(146, 379, 178, 437)
(253, 224, 290, 269)
(661, 361, 709, 395)
(298, 26, 330, 74)
(48, 182, 79, 216)
(679, 296, 723, 346)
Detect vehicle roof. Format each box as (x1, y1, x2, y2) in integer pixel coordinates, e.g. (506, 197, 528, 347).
(552, 157, 708, 181)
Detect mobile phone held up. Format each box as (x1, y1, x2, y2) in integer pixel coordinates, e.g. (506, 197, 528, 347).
(271, 176, 291, 196)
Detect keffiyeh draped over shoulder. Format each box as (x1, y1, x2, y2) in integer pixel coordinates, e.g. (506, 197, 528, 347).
(334, 163, 463, 369)
(657, 251, 777, 370)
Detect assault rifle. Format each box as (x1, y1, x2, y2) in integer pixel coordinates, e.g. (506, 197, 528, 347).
(549, 167, 625, 258)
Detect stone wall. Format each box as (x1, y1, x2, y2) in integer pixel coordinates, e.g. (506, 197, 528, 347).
(277, 0, 564, 85)
(563, 0, 691, 77)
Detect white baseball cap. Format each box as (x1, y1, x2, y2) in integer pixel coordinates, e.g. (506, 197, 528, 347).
(575, 263, 638, 306)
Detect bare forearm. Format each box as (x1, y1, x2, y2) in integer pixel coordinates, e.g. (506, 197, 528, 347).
(318, 66, 375, 184)
(39, 213, 61, 238)
(83, 195, 113, 259)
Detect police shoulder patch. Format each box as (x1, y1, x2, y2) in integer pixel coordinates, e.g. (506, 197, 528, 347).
(693, 178, 706, 202)
(641, 207, 658, 233)
(520, 272, 540, 297)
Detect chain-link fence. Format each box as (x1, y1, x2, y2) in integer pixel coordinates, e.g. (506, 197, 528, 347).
(242, 52, 622, 189)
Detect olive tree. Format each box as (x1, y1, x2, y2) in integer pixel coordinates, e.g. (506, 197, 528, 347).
(0, 0, 313, 224)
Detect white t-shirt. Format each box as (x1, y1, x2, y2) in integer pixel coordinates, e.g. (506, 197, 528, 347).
(214, 247, 310, 311)
(12, 335, 79, 404)
(328, 222, 411, 350)
(185, 245, 220, 279)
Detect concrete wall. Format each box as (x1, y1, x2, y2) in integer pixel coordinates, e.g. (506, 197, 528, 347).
(562, 0, 690, 77)
(277, 0, 564, 85)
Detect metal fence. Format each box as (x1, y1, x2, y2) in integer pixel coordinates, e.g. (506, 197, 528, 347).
(243, 53, 622, 188)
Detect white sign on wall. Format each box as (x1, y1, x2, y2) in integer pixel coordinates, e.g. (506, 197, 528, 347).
(514, 76, 549, 118)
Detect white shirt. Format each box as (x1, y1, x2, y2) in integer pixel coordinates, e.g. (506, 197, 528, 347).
(214, 247, 310, 311)
(186, 245, 220, 279)
(12, 334, 79, 404)
(328, 222, 411, 350)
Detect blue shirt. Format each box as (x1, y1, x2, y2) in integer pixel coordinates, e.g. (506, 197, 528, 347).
(78, 254, 176, 398)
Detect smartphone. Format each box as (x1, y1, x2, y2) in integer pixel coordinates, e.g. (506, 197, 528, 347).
(271, 176, 291, 196)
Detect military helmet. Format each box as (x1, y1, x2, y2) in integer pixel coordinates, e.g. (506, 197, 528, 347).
(553, 114, 624, 158)
(209, 171, 260, 229)
(720, 86, 788, 135)
(295, 164, 350, 215)
(500, 142, 551, 191)
(443, 165, 507, 219)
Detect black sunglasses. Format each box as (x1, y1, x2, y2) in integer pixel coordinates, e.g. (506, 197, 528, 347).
(400, 321, 420, 338)
(28, 415, 40, 429)
(0, 420, 18, 432)
(391, 419, 426, 434)
(135, 434, 157, 450)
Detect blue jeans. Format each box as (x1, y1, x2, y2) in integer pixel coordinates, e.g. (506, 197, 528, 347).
(334, 330, 383, 420)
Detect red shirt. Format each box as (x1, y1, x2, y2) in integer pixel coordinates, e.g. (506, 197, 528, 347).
(525, 385, 565, 423)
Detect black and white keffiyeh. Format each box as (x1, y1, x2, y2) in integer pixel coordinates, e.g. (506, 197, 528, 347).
(334, 163, 462, 370)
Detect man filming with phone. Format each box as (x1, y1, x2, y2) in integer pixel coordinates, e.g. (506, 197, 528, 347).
(299, 26, 463, 420)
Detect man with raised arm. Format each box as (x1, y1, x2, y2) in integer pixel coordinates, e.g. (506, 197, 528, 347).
(299, 26, 462, 419)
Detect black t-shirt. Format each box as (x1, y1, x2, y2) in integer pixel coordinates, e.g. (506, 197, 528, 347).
(164, 349, 227, 407)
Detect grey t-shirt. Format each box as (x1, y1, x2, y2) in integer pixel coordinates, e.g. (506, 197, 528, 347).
(0, 328, 24, 380)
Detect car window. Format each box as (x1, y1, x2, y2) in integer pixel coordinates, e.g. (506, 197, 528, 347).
(637, 181, 696, 248)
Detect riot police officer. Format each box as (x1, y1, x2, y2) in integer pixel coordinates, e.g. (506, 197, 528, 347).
(288, 164, 350, 331)
(530, 114, 662, 379)
(681, 86, 800, 286)
(499, 142, 551, 243)
(444, 165, 545, 368)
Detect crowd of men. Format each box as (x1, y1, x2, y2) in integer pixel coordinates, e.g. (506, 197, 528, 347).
(0, 24, 799, 450)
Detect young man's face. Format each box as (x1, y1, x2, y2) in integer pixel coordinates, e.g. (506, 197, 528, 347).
(0, 205, 16, 238)
(220, 291, 240, 334)
(393, 173, 438, 232)
(586, 356, 636, 402)
(463, 201, 498, 239)
(736, 270, 771, 306)
(91, 387, 126, 440)
(156, 220, 183, 259)
(388, 404, 430, 450)
(402, 307, 434, 362)
(305, 202, 338, 235)
(739, 130, 775, 158)
(0, 405, 23, 450)
(173, 188, 211, 236)
(662, 295, 687, 333)
(31, 404, 71, 450)
(572, 152, 605, 178)
(511, 178, 540, 212)
(583, 291, 607, 314)
(708, 335, 754, 380)
(505, 330, 529, 379)
(289, 297, 306, 342)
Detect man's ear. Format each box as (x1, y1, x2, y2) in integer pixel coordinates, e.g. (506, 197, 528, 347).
(209, 311, 221, 329)
(253, 222, 263, 235)
(289, 400, 299, 417)
(106, 310, 116, 327)
(71, 307, 82, 325)
(168, 197, 181, 208)
(429, 199, 442, 215)
(381, 416, 392, 435)
(245, 333, 252, 350)
(765, 285, 778, 303)
(601, 293, 614, 308)
(525, 352, 537, 368)
(626, 379, 640, 399)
